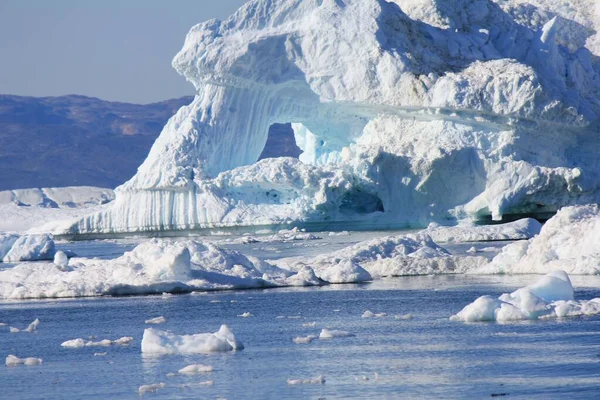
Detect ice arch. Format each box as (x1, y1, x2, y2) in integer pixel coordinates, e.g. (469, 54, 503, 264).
(59, 0, 600, 236)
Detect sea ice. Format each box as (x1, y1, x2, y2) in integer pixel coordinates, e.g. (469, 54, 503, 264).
(61, 336, 133, 348)
(138, 383, 165, 395)
(178, 364, 213, 375)
(362, 310, 387, 318)
(286, 376, 325, 385)
(5, 355, 42, 366)
(319, 329, 354, 339)
(451, 271, 600, 322)
(53, 251, 69, 269)
(293, 335, 317, 344)
(24, 318, 39, 333)
(145, 316, 167, 324)
(476, 205, 600, 275)
(237, 312, 252, 318)
(424, 219, 542, 243)
(2, 234, 55, 263)
(141, 325, 243, 354)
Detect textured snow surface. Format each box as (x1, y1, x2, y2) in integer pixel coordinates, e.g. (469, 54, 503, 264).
(2, 234, 55, 263)
(141, 325, 244, 354)
(451, 271, 600, 322)
(424, 218, 542, 243)
(476, 205, 600, 275)
(61, 0, 600, 236)
(274, 233, 488, 279)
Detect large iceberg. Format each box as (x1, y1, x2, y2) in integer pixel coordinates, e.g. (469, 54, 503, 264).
(55, 0, 600, 236)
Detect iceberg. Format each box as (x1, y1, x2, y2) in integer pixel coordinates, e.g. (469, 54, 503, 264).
(53, 0, 599, 237)
(476, 205, 600, 274)
(141, 325, 244, 354)
(451, 270, 600, 322)
(2, 234, 55, 263)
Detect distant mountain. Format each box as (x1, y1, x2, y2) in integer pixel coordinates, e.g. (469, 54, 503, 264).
(0, 95, 300, 190)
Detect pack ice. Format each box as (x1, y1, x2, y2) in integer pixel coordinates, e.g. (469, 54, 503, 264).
(54, 0, 600, 236)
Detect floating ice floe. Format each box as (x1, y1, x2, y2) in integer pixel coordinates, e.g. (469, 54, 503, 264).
(5, 355, 42, 366)
(451, 271, 600, 322)
(138, 383, 165, 396)
(293, 335, 318, 344)
(394, 314, 414, 320)
(287, 376, 325, 385)
(178, 364, 213, 375)
(2, 234, 55, 263)
(141, 325, 243, 354)
(302, 322, 316, 328)
(53, 251, 69, 269)
(319, 329, 354, 339)
(362, 310, 387, 318)
(219, 227, 321, 245)
(237, 312, 252, 318)
(145, 316, 167, 324)
(61, 336, 133, 348)
(24, 318, 40, 333)
(476, 205, 600, 275)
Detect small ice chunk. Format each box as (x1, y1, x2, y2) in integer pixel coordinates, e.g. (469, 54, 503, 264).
(138, 383, 165, 395)
(61, 336, 133, 348)
(145, 316, 167, 324)
(5, 355, 42, 366)
(9, 327, 20, 333)
(237, 312, 252, 318)
(287, 316, 301, 319)
(178, 364, 213, 375)
(94, 352, 107, 356)
(275, 316, 286, 319)
(286, 375, 325, 385)
(302, 322, 316, 327)
(24, 318, 40, 333)
(0, 322, 6, 326)
(293, 335, 317, 344)
(53, 250, 69, 268)
(362, 310, 386, 318)
(141, 325, 244, 354)
(394, 314, 414, 320)
(466, 246, 478, 253)
(319, 329, 354, 339)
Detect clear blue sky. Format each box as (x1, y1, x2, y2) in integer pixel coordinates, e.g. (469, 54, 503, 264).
(0, 0, 248, 104)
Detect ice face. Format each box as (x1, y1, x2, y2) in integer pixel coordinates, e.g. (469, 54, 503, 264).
(57, 0, 600, 236)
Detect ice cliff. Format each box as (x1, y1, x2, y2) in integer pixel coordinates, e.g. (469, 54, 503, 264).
(62, 0, 600, 235)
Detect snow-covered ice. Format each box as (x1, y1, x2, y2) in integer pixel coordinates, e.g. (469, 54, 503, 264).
(237, 312, 252, 318)
(2, 234, 55, 263)
(362, 310, 387, 318)
(178, 364, 213, 375)
(476, 205, 600, 275)
(138, 382, 165, 396)
(424, 219, 542, 243)
(24, 318, 39, 333)
(145, 316, 167, 325)
(141, 325, 243, 354)
(319, 329, 354, 339)
(61, 336, 134, 348)
(53, 251, 69, 269)
(451, 271, 600, 322)
(5, 355, 42, 366)
(292, 335, 317, 344)
(286, 376, 325, 385)
(58, 0, 600, 236)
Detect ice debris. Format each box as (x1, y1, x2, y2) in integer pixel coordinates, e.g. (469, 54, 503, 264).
(424, 219, 542, 243)
(145, 316, 166, 325)
(2, 234, 55, 263)
(319, 329, 354, 339)
(5, 355, 42, 366)
(61, 337, 133, 348)
(138, 383, 165, 396)
(362, 310, 387, 318)
(287, 376, 325, 385)
(141, 325, 243, 354)
(178, 364, 213, 375)
(451, 271, 600, 322)
(293, 335, 318, 344)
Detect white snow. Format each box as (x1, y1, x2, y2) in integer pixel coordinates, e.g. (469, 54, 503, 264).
(141, 325, 243, 354)
(362, 310, 387, 318)
(451, 271, 600, 322)
(476, 205, 600, 275)
(5, 355, 42, 366)
(138, 383, 165, 396)
(424, 219, 542, 243)
(55, 0, 600, 237)
(178, 364, 213, 374)
(53, 251, 69, 269)
(0, 187, 113, 233)
(2, 234, 55, 263)
(145, 316, 167, 325)
(61, 336, 134, 348)
(319, 329, 354, 339)
(287, 376, 325, 385)
(292, 335, 317, 344)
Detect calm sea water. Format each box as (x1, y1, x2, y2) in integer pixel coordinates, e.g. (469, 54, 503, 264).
(2, 274, 600, 399)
